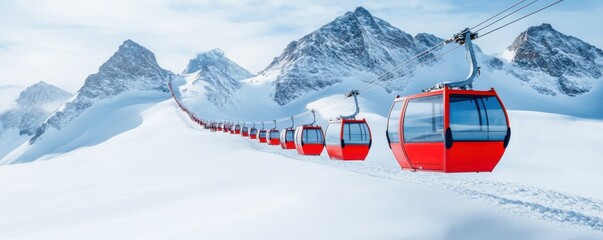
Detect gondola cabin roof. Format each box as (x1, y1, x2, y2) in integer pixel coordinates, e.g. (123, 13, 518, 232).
(394, 87, 501, 101)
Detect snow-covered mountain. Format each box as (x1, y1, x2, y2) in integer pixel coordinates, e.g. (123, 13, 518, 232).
(503, 23, 603, 96)
(30, 40, 172, 143)
(0, 81, 71, 136)
(256, 6, 443, 105)
(181, 49, 253, 108)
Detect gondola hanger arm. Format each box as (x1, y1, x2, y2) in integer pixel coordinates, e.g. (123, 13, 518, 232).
(339, 90, 360, 120)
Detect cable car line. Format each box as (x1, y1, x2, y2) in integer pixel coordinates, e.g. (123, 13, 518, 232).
(468, 0, 528, 31)
(357, 44, 464, 96)
(472, 0, 540, 34)
(168, 0, 564, 170)
(357, 0, 563, 96)
(477, 0, 564, 39)
(206, 0, 555, 125)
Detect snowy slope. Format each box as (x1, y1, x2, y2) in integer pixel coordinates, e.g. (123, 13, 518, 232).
(1, 91, 168, 165)
(0, 96, 601, 239)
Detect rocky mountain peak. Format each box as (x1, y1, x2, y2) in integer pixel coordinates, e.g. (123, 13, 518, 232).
(182, 48, 232, 74)
(257, 6, 440, 105)
(16, 81, 71, 108)
(536, 23, 553, 30)
(203, 48, 225, 57)
(415, 33, 444, 48)
(353, 6, 371, 16)
(505, 23, 603, 96)
(94, 40, 163, 81)
(181, 49, 253, 109)
(0, 81, 71, 136)
(121, 39, 143, 50)
(349, 6, 374, 22)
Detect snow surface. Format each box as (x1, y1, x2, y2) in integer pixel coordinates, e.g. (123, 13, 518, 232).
(1, 93, 602, 239)
(1, 91, 169, 164)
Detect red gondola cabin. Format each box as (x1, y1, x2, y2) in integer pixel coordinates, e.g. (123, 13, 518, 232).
(294, 125, 324, 156)
(325, 118, 372, 160)
(267, 129, 280, 145)
(386, 28, 511, 173)
(234, 124, 241, 134)
(257, 130, 268, 143)
(249, 127, 258, 139)
(386, 87, 510, 173)
(241, 126, 249, 137)
(280, 128, 296, 149)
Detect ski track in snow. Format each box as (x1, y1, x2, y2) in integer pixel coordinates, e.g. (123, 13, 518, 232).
(244, 139, 603, 232)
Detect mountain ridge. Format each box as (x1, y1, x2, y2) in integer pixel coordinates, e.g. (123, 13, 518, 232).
(0, 81, 72, 136)
(256, 6, 445, 105)
(30, 39, 172, 143)
(504, 23, 603, 96)
(180, 48, 253, 108)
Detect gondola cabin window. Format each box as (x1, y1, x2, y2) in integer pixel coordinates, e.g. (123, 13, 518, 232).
(343, 122, 370, 144)
(325, 122, 342, 145)
(304, 128, 324, 144)
(270, 130, 280, 139)
(449, 95, 508, 141)
(285, 130, 294, 141)
(403, 95, 444, 143)
(387, 100, 405, 143)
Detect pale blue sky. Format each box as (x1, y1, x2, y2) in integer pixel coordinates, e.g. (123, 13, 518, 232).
(0, 0, 600, 92)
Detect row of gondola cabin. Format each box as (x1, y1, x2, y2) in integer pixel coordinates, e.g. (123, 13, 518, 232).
(192, 29, 510, 175)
